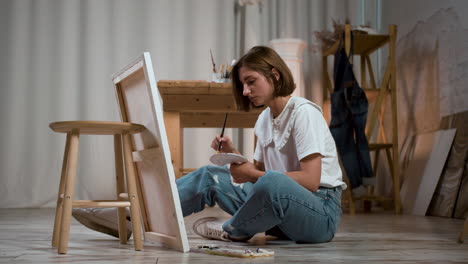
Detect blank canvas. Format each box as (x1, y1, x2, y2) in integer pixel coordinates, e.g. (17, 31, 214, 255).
(112, 53, 189, 252)
(400, 129, 457, 216)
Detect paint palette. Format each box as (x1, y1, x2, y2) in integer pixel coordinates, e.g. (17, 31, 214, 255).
(192, 244, 274, 258)
(209, 153, 248, 166)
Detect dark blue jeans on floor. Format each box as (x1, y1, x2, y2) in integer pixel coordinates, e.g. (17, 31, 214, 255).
(329, 40, 373, 189)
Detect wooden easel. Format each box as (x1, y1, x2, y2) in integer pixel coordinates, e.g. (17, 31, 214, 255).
(322, 24, 401, 214)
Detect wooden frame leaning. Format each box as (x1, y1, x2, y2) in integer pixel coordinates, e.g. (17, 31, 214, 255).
(112, 52, 189, 252)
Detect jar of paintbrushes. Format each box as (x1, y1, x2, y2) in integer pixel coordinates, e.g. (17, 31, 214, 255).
(210, 49, 234, 83)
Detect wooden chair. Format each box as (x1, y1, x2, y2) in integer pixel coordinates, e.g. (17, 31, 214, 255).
(322, 24, 401, 214)
(49, 121, 145, 254)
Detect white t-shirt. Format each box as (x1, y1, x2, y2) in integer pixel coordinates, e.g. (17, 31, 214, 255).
(253, 96, 347, 189)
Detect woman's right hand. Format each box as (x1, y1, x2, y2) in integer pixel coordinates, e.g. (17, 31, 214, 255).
(211, 134, 236, 153)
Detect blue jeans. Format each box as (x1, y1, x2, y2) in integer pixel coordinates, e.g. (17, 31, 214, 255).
(177, 165, 342, 243)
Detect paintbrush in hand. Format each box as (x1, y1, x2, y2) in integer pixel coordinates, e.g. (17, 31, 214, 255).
(217, 113, 228, 152)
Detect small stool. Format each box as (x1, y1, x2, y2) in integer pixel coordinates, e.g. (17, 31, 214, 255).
(49, 121, 145, 254)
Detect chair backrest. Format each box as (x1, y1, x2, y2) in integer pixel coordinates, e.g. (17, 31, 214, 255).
(112, 52, 189, 252)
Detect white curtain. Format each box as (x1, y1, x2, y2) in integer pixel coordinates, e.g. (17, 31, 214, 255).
(0, 0, 373, 208)
(0, 0, 236, 208)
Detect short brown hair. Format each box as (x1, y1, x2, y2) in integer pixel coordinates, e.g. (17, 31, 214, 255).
(231, 46, 296, 111)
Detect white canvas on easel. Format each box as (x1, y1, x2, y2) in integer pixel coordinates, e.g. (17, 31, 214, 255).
(112, 53, 189, 252)
(400, 129, 457, 216)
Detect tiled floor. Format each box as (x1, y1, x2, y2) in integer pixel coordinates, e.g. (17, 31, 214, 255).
(0, 208, 467, 263)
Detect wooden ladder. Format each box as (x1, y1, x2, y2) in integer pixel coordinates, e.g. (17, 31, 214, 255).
(322, 24, 401, 214)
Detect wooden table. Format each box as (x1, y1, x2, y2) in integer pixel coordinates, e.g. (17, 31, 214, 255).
(158, 80, 263, 178)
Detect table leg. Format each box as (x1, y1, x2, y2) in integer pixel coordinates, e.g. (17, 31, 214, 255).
(164, 111, 183, 178)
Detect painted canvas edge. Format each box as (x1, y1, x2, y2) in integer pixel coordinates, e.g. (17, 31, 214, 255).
(413, 128, 457, 215)
(141, 52, 190, 252)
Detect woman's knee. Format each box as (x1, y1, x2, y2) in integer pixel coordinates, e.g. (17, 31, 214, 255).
(180, 165, 228, 182)
(177, 165, 234, 196)
(252, 171, 291, 196)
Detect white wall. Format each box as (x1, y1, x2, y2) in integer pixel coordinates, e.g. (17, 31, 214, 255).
(0, 0, 236, 208)
(381, 0, 468, 137)
(382, 0, 468, 37)
(376, 0, 468, 196)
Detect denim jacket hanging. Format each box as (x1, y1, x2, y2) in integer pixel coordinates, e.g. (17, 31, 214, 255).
(329, 32, 373, 188)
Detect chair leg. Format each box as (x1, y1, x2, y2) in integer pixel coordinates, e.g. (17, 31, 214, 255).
(458, 217, 468, 243)
(123, 133, 143, 251)
(114, 135, 128, 244)
(372, 150, 380, 178)
(342, 176, 355, 215)
(348, 190, 356, 215)
(385, 148, 401, 214)
(58, 131, 80, 254)
(52, 133, 71, 248)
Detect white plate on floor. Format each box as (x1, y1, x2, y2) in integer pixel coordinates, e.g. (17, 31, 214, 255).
(209, 153, 248, 166)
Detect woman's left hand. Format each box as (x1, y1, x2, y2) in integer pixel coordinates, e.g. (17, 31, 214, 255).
(229, 162, 260, 183)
